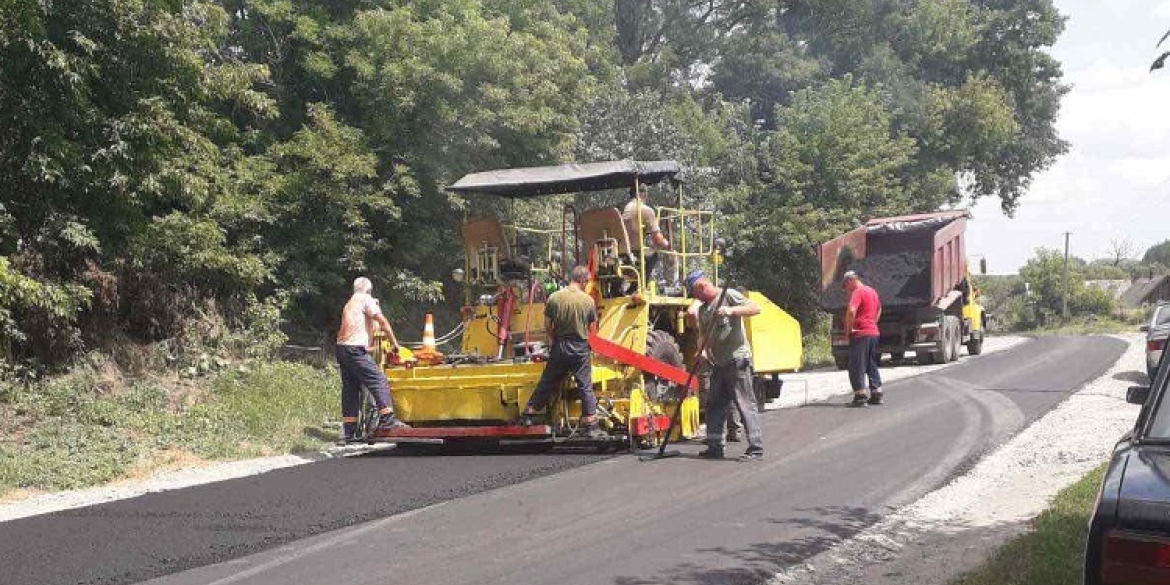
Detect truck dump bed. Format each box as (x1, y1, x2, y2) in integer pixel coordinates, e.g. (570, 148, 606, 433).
(819, 211, 969, 312)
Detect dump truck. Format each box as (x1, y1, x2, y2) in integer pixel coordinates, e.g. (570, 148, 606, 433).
(817, 211, 986, 369)
(364, 160, 803, 450)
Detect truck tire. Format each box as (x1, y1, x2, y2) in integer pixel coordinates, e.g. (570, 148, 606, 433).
(944, 316, 961, 362)
(834, 354, 850, 370)
(967, 334, 984, 356)
(918, 349, 940, 365)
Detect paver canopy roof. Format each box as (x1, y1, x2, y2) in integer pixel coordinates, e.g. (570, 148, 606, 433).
(447, 160, 681, 198)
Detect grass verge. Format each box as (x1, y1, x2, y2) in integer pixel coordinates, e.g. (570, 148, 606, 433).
(951, 463, 1106, 585)
(0, 359, 337, 495)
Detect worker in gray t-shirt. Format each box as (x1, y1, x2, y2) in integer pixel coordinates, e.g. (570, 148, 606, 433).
(685, 270, 764, 461)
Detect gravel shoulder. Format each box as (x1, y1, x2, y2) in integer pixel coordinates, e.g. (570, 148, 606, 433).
(768, 333, 1143, 585)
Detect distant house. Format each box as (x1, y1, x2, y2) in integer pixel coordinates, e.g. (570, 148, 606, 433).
(1086, 279, 1130, 301)
(1120, 275, 1170, 308)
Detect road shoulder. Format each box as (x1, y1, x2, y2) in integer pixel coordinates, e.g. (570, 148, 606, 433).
(768, 333, 1143, 585)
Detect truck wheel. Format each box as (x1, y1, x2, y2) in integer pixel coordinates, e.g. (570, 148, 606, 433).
(944, 316, 961, 362)
(967, 335, 984, 356)
(834, 354, 850, 370)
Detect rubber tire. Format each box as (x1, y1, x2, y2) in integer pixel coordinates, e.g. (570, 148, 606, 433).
(645, 329, 683, 378)
(890, 351, 905, 362)
(943, 316, 960, 362)
(951, 319, 963, 362)
(967, 335, 984, 356)
(834, 354, 850, 370)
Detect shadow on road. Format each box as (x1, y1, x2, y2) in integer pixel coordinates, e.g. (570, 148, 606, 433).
(1113, 370, 1149, 384)
(613, 506, 881, 585)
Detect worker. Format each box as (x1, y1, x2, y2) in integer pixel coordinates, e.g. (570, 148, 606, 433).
(690, 301, 743, 443)
(621, 184, 672, 293)
(335, 276, 409, 443)
(685, 270, 764, 461)
(519, 266, 605, 439)
(842, 270, 883, 406)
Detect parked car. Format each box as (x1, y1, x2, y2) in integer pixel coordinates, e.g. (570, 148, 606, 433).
(1142, 302, 1170, 379)
(1084, 347, 1170, 585)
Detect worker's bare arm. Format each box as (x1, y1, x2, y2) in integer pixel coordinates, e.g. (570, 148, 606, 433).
(843, 307, 856, 340)
(651, 230, 671, 250)
(374, 313, 400, 348)
(715, 296, 760, 318)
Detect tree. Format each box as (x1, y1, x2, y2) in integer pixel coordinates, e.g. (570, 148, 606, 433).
(718, 77, 919, 327)
(1107, 238, 1135, 266)
(1143, 240, 1170, 268)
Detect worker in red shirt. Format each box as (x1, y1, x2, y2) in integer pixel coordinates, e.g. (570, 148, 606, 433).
(842, 270, 883, 406)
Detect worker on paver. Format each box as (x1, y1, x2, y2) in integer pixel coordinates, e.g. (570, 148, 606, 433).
(686, 270, 764, 461)
(842, 270, 883, 406)
(690, 302, 743, 443)
(336, 277, 409, 443)
(621, 184, 672, 293)
(519, 266, 605, 439)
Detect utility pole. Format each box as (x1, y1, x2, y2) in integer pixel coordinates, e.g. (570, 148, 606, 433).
(1062, 231, 1072, 319)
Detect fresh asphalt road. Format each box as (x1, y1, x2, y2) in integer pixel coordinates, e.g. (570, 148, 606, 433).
(2, 336, 1127, 585)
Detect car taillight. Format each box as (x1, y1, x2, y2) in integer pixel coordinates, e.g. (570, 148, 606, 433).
(1102, 530, 1170, 584)
(1149, 339, 1166, 352)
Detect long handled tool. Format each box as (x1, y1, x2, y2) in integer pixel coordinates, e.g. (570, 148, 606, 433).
(639, 276, 733, 461)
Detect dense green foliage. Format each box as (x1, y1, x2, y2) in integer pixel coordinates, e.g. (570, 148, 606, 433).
(2, 0, 1070, 368)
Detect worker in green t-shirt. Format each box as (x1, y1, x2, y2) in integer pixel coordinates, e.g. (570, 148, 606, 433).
(519, 266, 604, 438)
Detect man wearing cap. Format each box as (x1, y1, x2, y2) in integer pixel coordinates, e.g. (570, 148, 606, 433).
(843, 270, 883, 406)
(685, 270, 764, 461)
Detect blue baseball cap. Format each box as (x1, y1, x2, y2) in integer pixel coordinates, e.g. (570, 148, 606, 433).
(683, 270, 705, 291)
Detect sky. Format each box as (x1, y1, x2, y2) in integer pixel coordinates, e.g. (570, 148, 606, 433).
(964, 0, 1170, 274)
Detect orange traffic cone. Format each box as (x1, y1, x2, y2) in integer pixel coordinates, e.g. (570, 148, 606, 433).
(414, 313, 444, 365)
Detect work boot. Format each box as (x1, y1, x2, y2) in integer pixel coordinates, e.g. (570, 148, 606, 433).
(585, 422, 607, 440)
(377, 413, 409, 431)
(697, 446, 724, 459)
(739, 447, 764, 462)
(848, 393, 869, 407)
(867, 390, 884, 405)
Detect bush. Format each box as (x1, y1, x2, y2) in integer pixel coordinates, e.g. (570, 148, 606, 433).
(0, 357, 338, 494)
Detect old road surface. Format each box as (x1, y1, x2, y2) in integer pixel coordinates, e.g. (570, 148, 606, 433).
(3, 335, 1125, 585)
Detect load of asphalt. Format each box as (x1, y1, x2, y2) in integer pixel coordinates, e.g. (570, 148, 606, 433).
(820, 250, 933, 311)
(0, 450, 609, 585)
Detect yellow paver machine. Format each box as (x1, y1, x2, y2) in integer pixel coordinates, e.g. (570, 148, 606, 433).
(373, 160, 802, 450)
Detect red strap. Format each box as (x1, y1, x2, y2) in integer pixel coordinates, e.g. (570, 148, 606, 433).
(588, 333, 698, 391)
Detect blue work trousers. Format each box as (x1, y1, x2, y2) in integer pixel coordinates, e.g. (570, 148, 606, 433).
(848, 335, 882, 392)
(704, 358, 763, 451)
(526, 339, 598, 417)
(336, 345, 392, 419)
